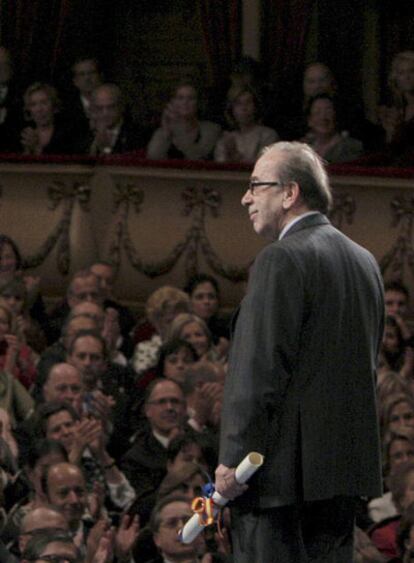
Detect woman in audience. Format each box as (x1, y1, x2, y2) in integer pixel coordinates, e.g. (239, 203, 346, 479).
(0, 302, 37, 391)
(147, 80, 221, 160)
(0, 277, 47, 354)
(156, 338, 197, 384)
(157, 461, 207, 502)
(0, 234, 48, 337)
(380, 393, 414, 438)
(184, 273, 230, 347)
(20, 83, 73, 155)
(303, 93, 363, 163)
(214, 84, 278, 163)
(38, 400, 135, 511)
(379, 51, 414, 156)
(132, 286, 190, 377)
(167, 313, 223, 363)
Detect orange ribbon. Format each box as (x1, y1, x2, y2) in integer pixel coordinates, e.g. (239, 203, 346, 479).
(191, 496, 215, 526)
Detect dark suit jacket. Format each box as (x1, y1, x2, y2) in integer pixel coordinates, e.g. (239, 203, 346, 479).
(219, 213, 384, 509)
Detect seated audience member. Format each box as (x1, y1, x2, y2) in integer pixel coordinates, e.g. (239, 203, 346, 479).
(380, 393, 414, 442)
(157, 461, 207, 502)
(370, 461, 414, 560)
(4, 439, 68, 540)
(148, 495, 223, 563)
(90, 261, 136, 359)
(20, 529, 80, 563)
(121, 379, 187, 500)
(132, 286, 190, 378)
(184, 274, 230, 346)
(0, 235, 48, 334)
(301, 62, 381, 151)
(66, 329, 134, 455)
(35, 313, 100, 400)
(63, 56, 103, 140)
(377, 372, 413, 415)
(0, 47, 22, 152)
(369, 430, 414, 524)
(0, 277, 47, 354)
(42, 362, 83, 413)
(20, 83, 74, 155)
(38, 401, 135, 511)
(156, 338, 197, 384)
(214, 84, 278, 163)
(380, 315, 414, 380)
(18, 506, 69, 555)
(385, 280, 410, 318)
(0, 302, 37, 390)
(47, 268, 103, 343)
(166, 433, 209, 473)
(147, 80, 221, 160)
(379, 51, 414, 163)
(167, 313, 223, 363)
(303, 93, 363, 163)
(83, 83, 144, 155)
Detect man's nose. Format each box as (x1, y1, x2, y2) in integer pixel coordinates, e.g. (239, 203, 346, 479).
(241, 189, 252, 206)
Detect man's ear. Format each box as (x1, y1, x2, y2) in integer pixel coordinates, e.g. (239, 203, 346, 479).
(282, 182, 301, 210)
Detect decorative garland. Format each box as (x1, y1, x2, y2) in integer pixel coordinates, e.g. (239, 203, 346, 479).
(22, 181, 91, 275)
(109, 184, 250, 282)
(380, 194, 414, 281)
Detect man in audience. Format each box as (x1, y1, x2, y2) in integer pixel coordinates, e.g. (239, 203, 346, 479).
(121, 379, 187, 499)
(64, 56, 103, 140)
(85, 83, 145, 155)
(42, 362, 84, 412)
(18, 506, 69, 555)
(385, 280, 410, 318)
(150, 495, 217, 563)
(21, 529, 80, 563)
(66, 329, 134, 455)
(90, 261, 136, 358)
(47, 269, 103, 344)
(42, 462, 87, 536)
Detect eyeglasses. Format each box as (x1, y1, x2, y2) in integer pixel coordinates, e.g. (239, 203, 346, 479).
(248, 181, 283, 196)
(159, 514, 192, 529)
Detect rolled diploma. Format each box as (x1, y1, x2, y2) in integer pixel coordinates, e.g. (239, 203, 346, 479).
(180, 451, 264, 544)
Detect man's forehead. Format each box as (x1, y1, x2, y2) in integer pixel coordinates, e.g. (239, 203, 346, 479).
(150, 381, 182, 400)
(72, 276, 98, 291)
(50, 364, 80, 379)
(72, 336, 102, 353)
(161, 501, 191, 519)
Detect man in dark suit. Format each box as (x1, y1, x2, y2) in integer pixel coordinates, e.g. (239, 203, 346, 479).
(215, 141, 384, 562)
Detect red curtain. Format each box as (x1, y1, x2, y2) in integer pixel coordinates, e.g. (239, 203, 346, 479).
(197, 0, 242, 93)
(262, 0, 316, 112)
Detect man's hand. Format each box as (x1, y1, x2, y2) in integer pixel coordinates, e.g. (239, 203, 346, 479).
(114, 514, 140, 560)
(215, 464, 247, 500)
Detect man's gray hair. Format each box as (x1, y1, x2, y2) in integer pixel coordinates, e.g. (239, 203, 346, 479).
(261, 141, 333, 214)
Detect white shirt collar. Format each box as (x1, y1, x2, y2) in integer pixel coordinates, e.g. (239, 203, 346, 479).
(278, 211, 320, 240)
(153, 429, 170, 448)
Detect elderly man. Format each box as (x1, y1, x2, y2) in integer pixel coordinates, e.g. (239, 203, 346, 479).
(47, 269, 103, 344)
(215, 142, 384, 562)
(42, 462, 87, 536)
(42, 362, 83, 412)
(121, 379, 187, 499)
(86, 83, 145, 155)
(20, 529, 80, 563)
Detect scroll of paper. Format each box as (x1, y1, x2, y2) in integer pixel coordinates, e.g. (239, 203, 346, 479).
(180, 451, 264, 544)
